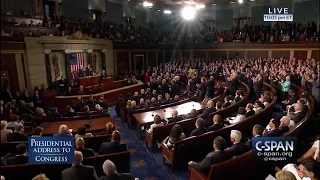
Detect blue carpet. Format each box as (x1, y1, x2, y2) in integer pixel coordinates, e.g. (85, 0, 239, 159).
(109, 106, 175, 180)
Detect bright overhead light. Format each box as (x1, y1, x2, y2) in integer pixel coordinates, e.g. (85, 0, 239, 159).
(181, 6, 196, 20)
(238, 0, 243, 3)
(212, 3, 217, 6)
(230, 1, 235, 3)
(250, 0, 255, 1)
(158, 9, 161, 11)
(143, 1, 153, 7)
(195, 4, 205, 9)
(164, 10, 171, 14)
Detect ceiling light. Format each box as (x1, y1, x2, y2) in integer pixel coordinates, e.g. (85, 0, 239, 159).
(164, 10, 171, 14)
(181, 6, 196, 20)
(238, 0, 243, 3)
(158, 9, 161, 11)
(250, 0, 255, 1)
(212, 3, 217, 6)
(143, 1, 153, 7)
(195, 4, 205, 9)
(230, 1, 235, 3)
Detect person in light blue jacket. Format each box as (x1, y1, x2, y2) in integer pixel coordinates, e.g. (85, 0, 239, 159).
(281, 76, 291, 101)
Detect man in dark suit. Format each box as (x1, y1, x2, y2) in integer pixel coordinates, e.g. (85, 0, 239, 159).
(222, 96, 231, 108)
(188, 136, 231, 175)
(86, 64, 93, 76)
(207, 115, 224, 132)
(245, 103, 255, 118)
(245, 124, 263, 149)
(283, 89, 299, 107)
(228, 74, 239, 96)
(199, 100, 216, 119)
(264, 119, 282, 137)
(197, 77, 207, 101)
(253, 74, 263, 100)
(61, 151, 98, 180)
(98, 160, 135, 180)
(7, 124, 28, 142)
(189, 75, 197, 94)
(3, 86, 13, 103)
(6, 143, 28, 165)
(170, 80, 180, 98)
(78, 68, 85, 78)
(226, 130, 249, 157)
(168, 110, 183, 124)
(99, 130, 127, 155)
(214, 82, 224, 97)
(189, 118, 207, 137)
(291, 103, 306, 123)
(206, 76, 215, 98)
(76, 137, 95, 158)
(100, 70, 108, 84)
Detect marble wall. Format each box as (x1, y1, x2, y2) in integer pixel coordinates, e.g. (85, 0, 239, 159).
(24, 36, 113, 89)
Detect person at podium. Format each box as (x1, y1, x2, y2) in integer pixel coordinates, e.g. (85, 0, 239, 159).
(100, 70, 108, 84)
(86, 64, 93, 76)
(78, 68, 85, 78)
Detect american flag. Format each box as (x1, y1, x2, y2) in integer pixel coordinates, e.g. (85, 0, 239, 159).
(69, 53, 84, 73)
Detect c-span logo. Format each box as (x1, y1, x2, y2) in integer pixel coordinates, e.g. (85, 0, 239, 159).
(252, 137, 297, 164)
(28, 136, 75, 164)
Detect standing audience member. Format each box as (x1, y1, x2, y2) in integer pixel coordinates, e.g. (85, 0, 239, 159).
(147, 115, 164, 134)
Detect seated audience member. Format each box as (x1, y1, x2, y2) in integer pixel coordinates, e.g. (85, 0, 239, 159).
(245, 103, 255, 118)
(215, 101, 223, 111)
(222, 96, 231, 108)
(128, 101, 139, 111)
(7, 115, 20, 128)
(126, 100, 132, 109)
(264, 119, 281, 137)
(207, 115, 224, 132)
(201, 94, 211, 105)
(98, 159, 135, 180)
(188, 136, 231, 175)
(282, 89, 298, 107)
(199, 100, 216, 119)
(173, 95, 180, 101)
(22, 114, 37, 128)
(163, 124, 186, 149)
(234, 90, 243, 103)
(61, 151, 98, 180)
(189, 118, 207, 137)
(7, 124, 28, 142)
(246, 124, 264, 148)
(253, 100, 263, 113)
(6, 143, 28, 165)
(99, 130, 127, 155)
(95, 122, 114, 135)
(275, 171, 297, 180)
(32, 174, 50, 180)
(260, 96, 270, 107)
(64, 105, 79, 117)
(31, 127, 43, 137)
(78, 85, 85, 95)
(76, 97, 86, 112)
(53, 124, 72, 136)
(184, 109, 198, 119)
(75, 125, 93, 139)
(50, 107, 62, 117)
(147, 115, 164, 133)
(227, 130, 249, 157)
(1, 120, 13, 142)
(291, 103, 306, 123)
(168, 110, 183, 124)
(226, 107, 246, 124)
(281, 159, 320, 180)
(33, 108, 46, 120)
(214, 82, 224, 96)
(297, 139, 319, 162)
(75, 137, 95, 158)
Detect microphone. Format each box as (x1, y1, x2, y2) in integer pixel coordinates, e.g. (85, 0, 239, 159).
(151, 105, 161, 117)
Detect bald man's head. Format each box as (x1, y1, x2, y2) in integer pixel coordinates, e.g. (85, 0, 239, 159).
(75, 137, 85, 148)
(111, 130, 120, 142)
(73, 151, 83, 165)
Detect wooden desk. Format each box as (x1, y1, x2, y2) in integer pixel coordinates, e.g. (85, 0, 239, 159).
(133, 101, 202, 138)
(54, 81, 144, 111)
(39, 117, 114, 135)
(73, 77, 127, 94)
(78, 75, 102, 88)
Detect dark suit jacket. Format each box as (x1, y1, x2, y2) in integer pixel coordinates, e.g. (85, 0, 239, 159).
(292, 111, 305, 123)
(198, 82, 207, 99)
(287, 93, 298, 105)
(99, 142, 127, 155)
(207, 123, 224, 132)
(199, 107, 216, 119)
(189, 127, 207, 137)
(61, 165, 98, 180)
(7, 132, 28, 142)
(168, 116, 183, 124)
(191, 151, 231, 175)
(222, 102, 231, 108)
(6, 155, 28, 165)
(76, 147, 95, 158)
(226, 143, 249, 157)
(253, 79, 263, 97)
(229, 77, 239, 95)
(206, 80, 215, 97)
(264, 126, 289, 137)
(98, 173, 134, 180)
(245, 110, 255, 118)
